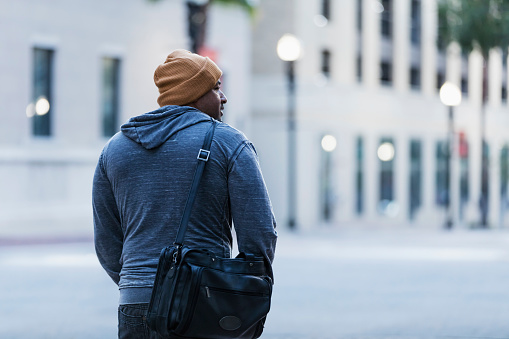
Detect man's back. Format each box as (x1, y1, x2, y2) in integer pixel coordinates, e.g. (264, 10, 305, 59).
(93, 105, 277, 305)
(93, 49, 277, 338)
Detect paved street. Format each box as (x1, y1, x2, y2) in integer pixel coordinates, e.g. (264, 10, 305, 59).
(1, 226, 509, 338)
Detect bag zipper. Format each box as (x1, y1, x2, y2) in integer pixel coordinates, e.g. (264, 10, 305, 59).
(204, 285, 270, 297)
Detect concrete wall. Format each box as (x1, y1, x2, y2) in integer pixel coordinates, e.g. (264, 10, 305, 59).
(251, 0, 509, 230)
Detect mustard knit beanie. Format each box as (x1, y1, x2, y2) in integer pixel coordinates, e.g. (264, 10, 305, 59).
(154, 49, 222, 107)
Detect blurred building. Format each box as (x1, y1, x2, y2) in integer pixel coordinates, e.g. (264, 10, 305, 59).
(250, 0, 509, 229)
(0, 0, 252, 236)
(2, 0, 509, 236)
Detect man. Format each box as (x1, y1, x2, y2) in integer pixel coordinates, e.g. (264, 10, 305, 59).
(93, 49, 277, 339)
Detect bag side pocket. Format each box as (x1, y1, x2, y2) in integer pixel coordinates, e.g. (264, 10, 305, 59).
(147, 247, 177, 337)
(181, 268, 272, 339)
(173, 264, 204, 335)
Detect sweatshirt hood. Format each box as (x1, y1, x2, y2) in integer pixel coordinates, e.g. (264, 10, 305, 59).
(121, 105, 212, 149)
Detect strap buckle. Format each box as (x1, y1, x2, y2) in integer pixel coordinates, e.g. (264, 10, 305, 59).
(197, 149, 210, 162)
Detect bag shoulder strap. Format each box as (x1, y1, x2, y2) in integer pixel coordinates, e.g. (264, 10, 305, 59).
(174, 121, 217, 247)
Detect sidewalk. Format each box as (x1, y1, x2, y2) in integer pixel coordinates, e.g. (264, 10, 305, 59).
(264, 225, 509, 338)
(2, 216, 509, 247)
(274, 226, 509, 269)
(277, 221, 509, 249)
(1, 222, 509, 338)
(0, 216, 93, 246)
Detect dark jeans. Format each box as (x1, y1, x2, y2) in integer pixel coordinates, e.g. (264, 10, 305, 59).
(118, 303, 164, 339)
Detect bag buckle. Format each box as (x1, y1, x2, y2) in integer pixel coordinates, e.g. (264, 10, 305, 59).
(197, 149, 210, 162)
(172, 244, 182, 263)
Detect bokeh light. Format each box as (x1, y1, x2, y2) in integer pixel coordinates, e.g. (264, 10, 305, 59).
(377, 142, 395, 161)
(35, 97, 50, 116)
(321, 135, 337, 152)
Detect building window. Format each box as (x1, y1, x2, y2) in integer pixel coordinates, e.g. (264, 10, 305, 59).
(481, 142, 491, 218)
(409, 0, 421, 91)
(409, 140, 422, 220)
(381, 62, 392, 85)
(321, 0, 331, 20)
(500, 145, 509, 221)
(32, 48, 54, 136)
(461, 53, 468, 96)
(357, 55, 362, 82)
(321, 49, 331, 79)
(320, 134, 337, 221)
(458, 132, 469, 221)
(410, 67, 421, 90)
(437, 3, 447, 51)
(381, 0, 392, 38)
(436, 42, 447, 92)
(355, 136, 364, 215)
(102, 57, 121, 137)
(410, 0, 421, 45)
(503, 49, 508, 104)
(461, 77, 468, 95)
(356, 0, 362, 82)
(436, 72, 445, 91)
(380, 0, 393, 87)
(357, 0, 362, 32)
(435, 140, 449, 206)
(378, 138, 395, 215)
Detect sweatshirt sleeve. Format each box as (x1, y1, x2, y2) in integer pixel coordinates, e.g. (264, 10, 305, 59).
(92, 153, 123, 285)
(228, 142, 277, 264)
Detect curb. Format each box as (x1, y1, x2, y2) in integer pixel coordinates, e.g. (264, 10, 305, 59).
(0, 235, 93, 246)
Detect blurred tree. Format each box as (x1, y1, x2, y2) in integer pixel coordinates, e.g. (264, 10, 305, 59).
(148, 0, 255, 53)
(438, 0, 509, 227)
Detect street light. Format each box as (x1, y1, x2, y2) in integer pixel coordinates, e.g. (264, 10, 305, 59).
(277, 34, 301, 230)
(439, 81, 462, 229)
(321, 135, 337, 221)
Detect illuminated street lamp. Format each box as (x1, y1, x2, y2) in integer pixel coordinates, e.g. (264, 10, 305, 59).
(439, 81, 462, 229)
(321, 135, 337, 221)
(277, 34, 301, 229)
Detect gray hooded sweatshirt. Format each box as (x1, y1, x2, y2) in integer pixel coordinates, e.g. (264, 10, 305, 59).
(93, 105, 277, 305)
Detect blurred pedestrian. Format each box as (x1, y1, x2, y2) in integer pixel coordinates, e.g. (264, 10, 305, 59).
(92, 49, 277, 339)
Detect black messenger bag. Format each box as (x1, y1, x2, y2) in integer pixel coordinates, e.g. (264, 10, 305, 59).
(146, 121, 273, 339)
